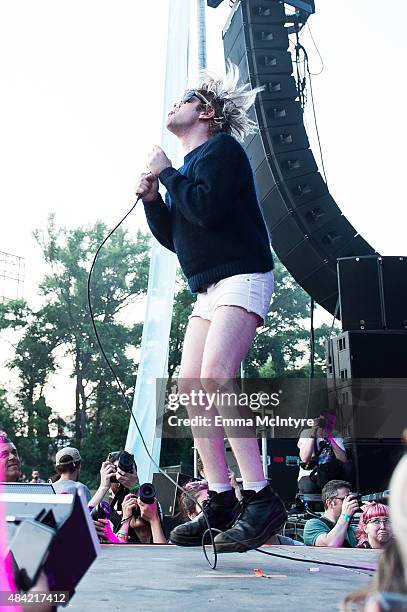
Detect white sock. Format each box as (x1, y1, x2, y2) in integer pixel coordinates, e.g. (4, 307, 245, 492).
(209, 483, 233, 494)
(243, 480, 268, 493)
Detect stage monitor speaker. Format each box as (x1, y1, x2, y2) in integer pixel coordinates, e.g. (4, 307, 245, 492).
(2, 488, 99, 598)
(223, 0, 376, 316)
(152, 472, 191, 517)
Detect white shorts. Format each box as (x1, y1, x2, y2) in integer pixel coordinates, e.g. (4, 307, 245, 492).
(189, 270, 274, 327)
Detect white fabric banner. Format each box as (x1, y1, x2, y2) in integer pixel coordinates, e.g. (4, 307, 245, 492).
(125, 0, 191, 483)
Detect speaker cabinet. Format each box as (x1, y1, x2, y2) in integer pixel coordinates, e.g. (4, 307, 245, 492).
(223, 0, 376, 315)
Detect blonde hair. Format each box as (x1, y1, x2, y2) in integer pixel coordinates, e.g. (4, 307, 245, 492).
(194, 61, 264, 141)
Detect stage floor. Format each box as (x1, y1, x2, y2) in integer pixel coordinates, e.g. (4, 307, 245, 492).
(69, 544, 379, 611)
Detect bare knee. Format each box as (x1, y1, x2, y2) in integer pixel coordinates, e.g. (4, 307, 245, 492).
(200, 365, 235, 396)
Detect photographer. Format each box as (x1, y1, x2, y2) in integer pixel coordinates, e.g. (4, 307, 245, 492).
(303, 480, 359, 547)
(91, 451, 166, 544)
(113, 492, 166, 543)
(89, 451, 139, 509)
(297, 411, 348, 494)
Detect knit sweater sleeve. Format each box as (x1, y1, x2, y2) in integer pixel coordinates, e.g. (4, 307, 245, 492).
(143, 193, 175, 253)
(158, 137, 246, 229)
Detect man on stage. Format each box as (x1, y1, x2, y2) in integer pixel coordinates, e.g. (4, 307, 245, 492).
(136, 64, 287, 552)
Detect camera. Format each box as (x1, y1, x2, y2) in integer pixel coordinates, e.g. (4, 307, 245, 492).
(318, 439, 332, 451)
(108, 450, 135, 483)
(90, 501, 112, 521)
(132, 482, 156, 518)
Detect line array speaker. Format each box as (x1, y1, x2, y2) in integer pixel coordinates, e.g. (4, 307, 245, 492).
(223, 0, 376, 315)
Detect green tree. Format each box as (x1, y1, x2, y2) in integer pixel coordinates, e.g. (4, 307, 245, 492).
(0, 388, 18, 439)
(33, 216, 150, 448)
(0, 218, 151, 481)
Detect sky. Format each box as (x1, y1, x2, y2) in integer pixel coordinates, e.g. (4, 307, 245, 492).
(0, 0, 406, 416)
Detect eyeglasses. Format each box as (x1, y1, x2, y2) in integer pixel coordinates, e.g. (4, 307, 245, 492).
(366, 518, 391, 526)
(181, 90, 213, 107)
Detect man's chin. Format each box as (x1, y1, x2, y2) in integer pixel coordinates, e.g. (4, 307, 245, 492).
(6, 471, 21, 482)
(166, 120, 177, 134)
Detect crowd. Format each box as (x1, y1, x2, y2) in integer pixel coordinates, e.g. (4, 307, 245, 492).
(2, 428, 407, 610)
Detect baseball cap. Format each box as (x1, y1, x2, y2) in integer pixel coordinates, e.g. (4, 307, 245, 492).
(55, 447, 82, 466)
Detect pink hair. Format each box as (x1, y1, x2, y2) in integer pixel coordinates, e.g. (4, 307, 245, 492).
(356, 502, 390, 546)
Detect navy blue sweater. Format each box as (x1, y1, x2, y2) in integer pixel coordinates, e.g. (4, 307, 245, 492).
(144, 133, 273, 292)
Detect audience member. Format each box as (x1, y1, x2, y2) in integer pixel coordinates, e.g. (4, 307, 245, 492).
(298, 412, 348, 494)
(52, 447, 92, 502)
(92, 451, 166, 544)
(179, 480, 209, 520)
(30, 470, 45, 484)
(303, 480, 359, 547)
(0, 432, 22, 482)
(356, 503, 392, 549)
(89, 450, 138, 508)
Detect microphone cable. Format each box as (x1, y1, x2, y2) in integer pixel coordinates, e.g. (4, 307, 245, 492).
(87, 194, 218, 568)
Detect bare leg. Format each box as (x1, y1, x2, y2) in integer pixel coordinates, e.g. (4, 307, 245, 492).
(178, 316, 229, 488)
(200, 306, 265, 485)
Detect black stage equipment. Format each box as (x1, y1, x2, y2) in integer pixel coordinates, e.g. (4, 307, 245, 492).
(265, 438, 300, 505)
(326, 330, 407, 491)
(2, 488, 99, 598)
(326, 330, 407, 380)
(207, 0, 226, 7)
(338, 255, 407, 331)
(346, 439, 405, 493)
(152, 471, 191, 517)
(223, 0, 376, 315)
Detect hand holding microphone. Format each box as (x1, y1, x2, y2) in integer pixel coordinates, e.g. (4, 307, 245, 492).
(136, 172, 159, 203)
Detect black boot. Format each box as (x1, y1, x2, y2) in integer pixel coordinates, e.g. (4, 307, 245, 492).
(213, 485, 287, 553)
(170, 489, 239, 547)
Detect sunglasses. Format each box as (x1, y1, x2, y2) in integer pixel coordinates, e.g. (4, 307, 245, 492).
(181, 90, 213, 107)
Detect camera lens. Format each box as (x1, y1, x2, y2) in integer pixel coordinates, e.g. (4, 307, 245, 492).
(139, 483, 156, 504)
